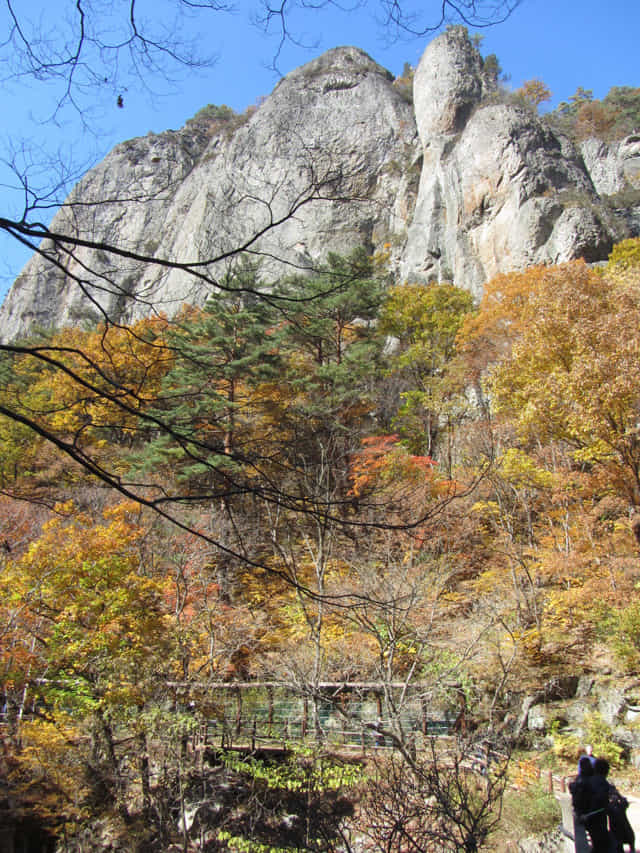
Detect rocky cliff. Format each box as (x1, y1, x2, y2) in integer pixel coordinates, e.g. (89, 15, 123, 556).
(1, 28, 639, 341)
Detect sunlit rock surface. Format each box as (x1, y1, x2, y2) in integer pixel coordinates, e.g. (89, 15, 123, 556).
(1, 30, 637, 341)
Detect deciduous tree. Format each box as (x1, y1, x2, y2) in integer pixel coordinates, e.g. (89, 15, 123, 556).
(379, 282, 474, 463)
(0, 501, 180, 828)
(459, 260, 640, 504)
(516, 78, 552, 111)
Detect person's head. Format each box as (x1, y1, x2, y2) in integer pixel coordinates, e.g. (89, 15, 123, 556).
(594, 757, 610, 777)
(585, 744, 594, 756)
(578, 756, 594, 776)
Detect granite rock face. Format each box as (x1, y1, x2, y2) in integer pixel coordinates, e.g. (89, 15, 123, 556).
(581, 134, 640, 195)
(402, 27, 627, 296)
(0, 47, 418, 339)
(0, 126, 211, 337)
(1, 29, 638, 340)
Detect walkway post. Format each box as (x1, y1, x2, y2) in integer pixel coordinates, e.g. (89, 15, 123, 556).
(235, 687, 242, 737)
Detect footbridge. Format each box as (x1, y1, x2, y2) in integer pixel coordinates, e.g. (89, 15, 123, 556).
(173, 680, 456, 753)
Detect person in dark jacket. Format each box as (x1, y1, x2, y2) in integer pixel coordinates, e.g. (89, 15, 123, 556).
(604, 766, 635, 853)
(570, 757, 597, 850)
(585, 758, 616, 853)
(578, 744, 597, 772)
(570, 757, 595, 815)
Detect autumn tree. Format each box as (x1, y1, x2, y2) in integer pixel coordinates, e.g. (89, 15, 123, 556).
(0, 315, 172, 508)
(549, 85, 640, 141)
(0, 501, 183, 834)
(362, 734, 510, 852)
(516, 78, 552, 111)
(329, 431, 490, 742)
(459, 260, 640, 502)
(379, 282, 474, 466)
(554, 87, 595, 119)
(157, 521, 269, 683)
(0, 354, 46, 493)
(456, 252, 640, 674)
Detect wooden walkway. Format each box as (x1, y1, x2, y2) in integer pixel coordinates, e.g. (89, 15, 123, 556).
(555, 790, 640, 851)
(556, 793, 590, 853)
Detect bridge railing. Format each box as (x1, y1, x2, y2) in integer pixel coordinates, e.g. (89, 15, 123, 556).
(175, 682, 455, 754)
(197, 713, 452, 754)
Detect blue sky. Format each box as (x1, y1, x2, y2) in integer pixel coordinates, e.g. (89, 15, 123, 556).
(0, 0, 638, 303)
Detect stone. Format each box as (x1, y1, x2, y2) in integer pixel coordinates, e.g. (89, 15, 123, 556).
(403, 31, 621, 296)
(597, 687, 626, 726)
(0, 47, 418, 340)
(580, 134, 640, 196)
(576, 677, 595, 698)
(527, 704, 549, 732)
(413, 25, 483, 140)
(517, 829, 566, 853)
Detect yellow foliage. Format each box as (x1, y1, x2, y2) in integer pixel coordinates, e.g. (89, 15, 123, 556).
(460, 260, 640, 504)
(4, 317, 172, 476)
(511, 757, 542, 789)
(14, 716, 90, 825)
(496, 448, 555, 490)
(2, 500, 177, 719)
(516, 78, 552, 110)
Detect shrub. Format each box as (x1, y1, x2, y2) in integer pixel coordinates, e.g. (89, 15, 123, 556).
(607, 237, 640, 274)
(552, 730, 581, 762)
(602, 602, 640, 674)
(585, 712, 625, 767)
(502, 780, 561, 836)
(190, 103, 236, 124)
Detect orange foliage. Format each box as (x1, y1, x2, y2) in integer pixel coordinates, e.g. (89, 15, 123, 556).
(516, 78, 552, 109)
(21, 315, 172, 450)
(349, 434, 436, 498)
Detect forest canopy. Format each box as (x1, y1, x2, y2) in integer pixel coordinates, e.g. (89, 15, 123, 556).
(2, 239, 640, 848)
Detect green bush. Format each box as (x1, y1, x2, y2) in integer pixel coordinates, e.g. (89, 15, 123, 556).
(502, 784, 561, 836)
(551, 714, 625, 768)
(600, 600, 640, 673)
(585, 712, 625, 767)
(190, 103, 236, 124)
